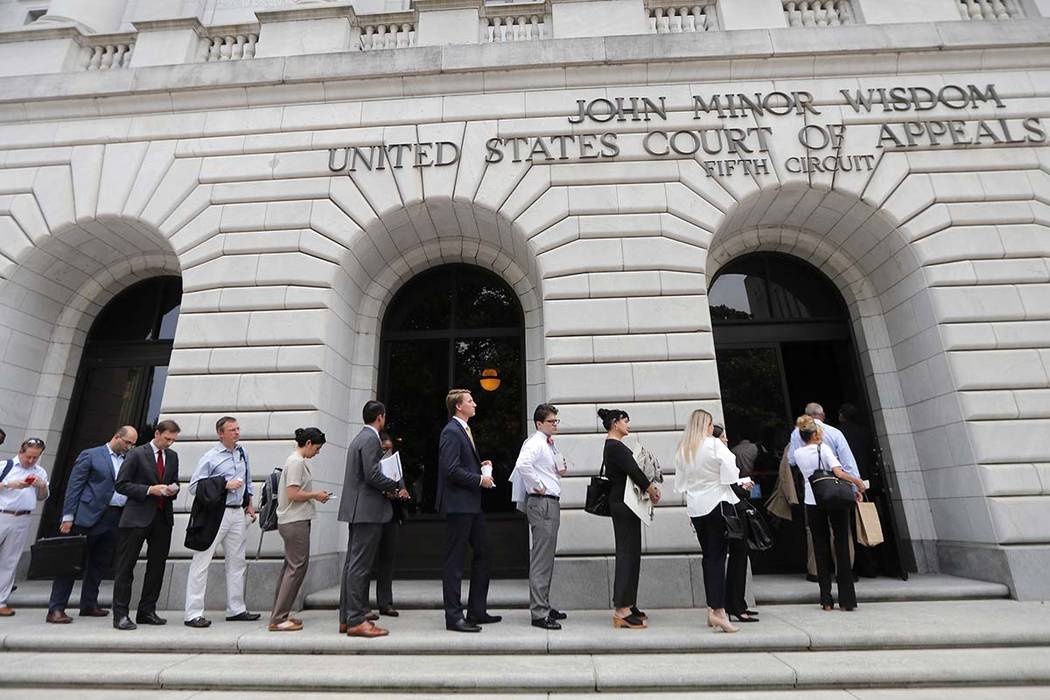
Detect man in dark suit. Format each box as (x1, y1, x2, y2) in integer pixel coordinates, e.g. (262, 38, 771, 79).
(337, 401, 405, 638)
(111, 420, 181, 630)
(46, 426, 138, 623)
(438, 389, 499, 633)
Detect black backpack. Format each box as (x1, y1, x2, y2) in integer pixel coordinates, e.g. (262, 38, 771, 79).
(258, 466, 282, 533)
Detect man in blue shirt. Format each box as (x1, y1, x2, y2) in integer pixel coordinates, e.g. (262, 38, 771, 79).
(787, 403, 859, 579)
(183, 416, 260, 628)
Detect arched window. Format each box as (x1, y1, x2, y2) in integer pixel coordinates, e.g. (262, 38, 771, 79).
(40, 276, 182, 533)
(709, 253, 847, 323)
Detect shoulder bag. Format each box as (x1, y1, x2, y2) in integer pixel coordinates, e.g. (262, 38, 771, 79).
(808, 446, 855, 510)
(584, 460, 612, 517)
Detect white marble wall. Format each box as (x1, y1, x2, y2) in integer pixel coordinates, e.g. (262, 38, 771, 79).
(1, 14, 1049, 595)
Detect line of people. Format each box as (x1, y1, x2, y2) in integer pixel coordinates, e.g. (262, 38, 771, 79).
(0, 394, 864, 634)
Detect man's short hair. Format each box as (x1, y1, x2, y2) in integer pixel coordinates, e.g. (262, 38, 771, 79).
(533, 403, 558, 425)
(804, 403, 824, 419)
(215, 416, 238, 434)
(362, 400, 386, 425)
(155, 419, 181, 435)
(115, 426, 136, 440)
(19, 437, 45, 452)
(446, 389, 471, 417)
(839, 402, 858, 422)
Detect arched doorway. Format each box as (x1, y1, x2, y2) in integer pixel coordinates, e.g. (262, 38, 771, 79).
(378, 263, 528, 578)
(709, 253, 902, 576)
(39, 276, 182, 535)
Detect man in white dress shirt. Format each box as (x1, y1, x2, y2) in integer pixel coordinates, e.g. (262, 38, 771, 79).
(787, 402, 860, 578)
(0, 438, 50, 615)
(511, 403, 568, 630)
(184, 416, 259, 628)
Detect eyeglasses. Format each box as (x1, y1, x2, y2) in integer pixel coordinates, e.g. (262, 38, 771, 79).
(543, 419, 560, 425)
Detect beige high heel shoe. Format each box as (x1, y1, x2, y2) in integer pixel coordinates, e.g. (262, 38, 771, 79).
(707, 610, 739, 633)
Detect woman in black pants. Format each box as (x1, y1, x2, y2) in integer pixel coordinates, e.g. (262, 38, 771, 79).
(792, 415, 867, 611)
(713, 425, 758, 623)
(599, 408, 661, 629)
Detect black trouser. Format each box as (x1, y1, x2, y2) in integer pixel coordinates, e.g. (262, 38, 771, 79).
(725, 533, 749, 616)
(49, 507, 121, 613)
(610, 502, 641, 608)
(442, 512, 490, 624)
(374, 520, 399, 610)
(807, 504, 857, 608)
(692, 506, 728, 610)
(112, 510, 172, 618)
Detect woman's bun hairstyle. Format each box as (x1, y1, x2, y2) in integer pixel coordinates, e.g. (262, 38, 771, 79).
(597, 408, 628, 431)
(294, 427, 326, 447)
(796, 415, 819, 441)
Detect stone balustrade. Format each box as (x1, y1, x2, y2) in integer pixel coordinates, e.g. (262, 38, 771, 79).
(80, 35, 134, 70)
(957, 0, 1025, 20)
(783, 0, 855, 26)
(200, 26, 260, 62)
(645, 0, 719, 33)
(356, 11, 417, 50)
(482, 2, 550, 42)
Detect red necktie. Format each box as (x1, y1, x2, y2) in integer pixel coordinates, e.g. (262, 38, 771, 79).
(156, 449, 165, 510)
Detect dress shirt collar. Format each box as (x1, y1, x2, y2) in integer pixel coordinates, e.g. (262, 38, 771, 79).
(149, 440, 163, 454)
(365, 425, 381, 441)
(453, 416, 469, 431)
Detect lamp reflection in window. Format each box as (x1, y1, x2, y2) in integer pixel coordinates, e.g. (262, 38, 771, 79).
(479, 368, 501, 391)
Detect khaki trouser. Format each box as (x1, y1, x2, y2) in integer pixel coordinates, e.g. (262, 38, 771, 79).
(0, 513, 31, 605)
(270, 520, 311, 625)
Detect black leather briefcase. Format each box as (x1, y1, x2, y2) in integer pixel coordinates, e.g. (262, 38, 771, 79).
(27, 535, 88, 580)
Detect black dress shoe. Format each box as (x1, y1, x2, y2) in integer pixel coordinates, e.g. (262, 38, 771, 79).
(225, 611, 261, 622)
(113, 616, 137, 631)
(446, 618, 481, 633)
(466, 613, 502, 625)
(184, 616, 211, 628)
(80, 607, 109, 617)
(549, 608, 567, 621)
(532, 617, 561, 630)
(136, 612, 167, 625)
(379, 607, 399, 617)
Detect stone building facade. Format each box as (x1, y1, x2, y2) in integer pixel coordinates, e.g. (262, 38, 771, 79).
(1, 0, 1049, 605)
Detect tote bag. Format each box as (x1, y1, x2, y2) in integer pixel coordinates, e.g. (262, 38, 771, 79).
(855, 496, 885, 547)
(808, 446, 855, 510)
(585, 461, 612, 517)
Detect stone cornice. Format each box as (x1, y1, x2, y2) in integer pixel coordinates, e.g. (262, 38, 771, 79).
(0, 24, 83, 44)
(414, 0, 483, 11)
(130, 17, 206, 34)
(255, 3, 354, 24)
(479, 1, 550, 19)
(0, 19, 1047, 110)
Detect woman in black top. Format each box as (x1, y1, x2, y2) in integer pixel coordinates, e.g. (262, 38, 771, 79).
(599, 408, 661, 629)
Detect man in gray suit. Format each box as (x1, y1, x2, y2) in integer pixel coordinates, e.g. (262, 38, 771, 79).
(337, 401, 405, 638)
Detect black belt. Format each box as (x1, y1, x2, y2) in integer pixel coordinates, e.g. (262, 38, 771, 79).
(0, 509, 31, 516)
(529, 493, 559, 501)
(107, 505, 123, 511)
(225, 504, 243, 509)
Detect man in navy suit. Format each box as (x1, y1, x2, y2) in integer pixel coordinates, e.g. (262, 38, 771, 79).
(438, 389, 499, 632)
(46, 426, 138, 623)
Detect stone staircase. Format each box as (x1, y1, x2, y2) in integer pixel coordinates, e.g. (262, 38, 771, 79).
(2, 575, 1050, 696)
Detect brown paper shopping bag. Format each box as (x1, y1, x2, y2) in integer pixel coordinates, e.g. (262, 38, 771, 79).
(855, 498, 884, 547)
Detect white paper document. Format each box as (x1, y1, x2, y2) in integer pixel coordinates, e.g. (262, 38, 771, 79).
(380, 452, 403, 482)
(624, 480, 654, 526)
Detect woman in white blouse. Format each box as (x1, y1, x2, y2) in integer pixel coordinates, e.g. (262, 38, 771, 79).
(673, 409, 752, 633)
(793, 415, 866, 611)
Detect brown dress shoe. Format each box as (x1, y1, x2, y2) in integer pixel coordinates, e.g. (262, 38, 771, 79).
(79, 607, 109, 617)
(0, 607, 15, 616)
(346, 621, 389, 638)
(47, 610, 72, 624)
(339, 623, 347, 634)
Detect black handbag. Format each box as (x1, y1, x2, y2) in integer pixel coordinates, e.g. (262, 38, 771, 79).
(584, 461, 612, 517)
(28, 534, 88, 580)
(722, 501, 745, 540)
(740, 501, 774, 551)
(808, 448, 855, 510)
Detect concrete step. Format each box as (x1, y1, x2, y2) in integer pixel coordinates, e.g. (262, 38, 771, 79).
(2, 600, 1049, 656)
(10, 691, 1050, 700)
(2, 646, 1050, 692)
(300, 573, 1009, 610)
